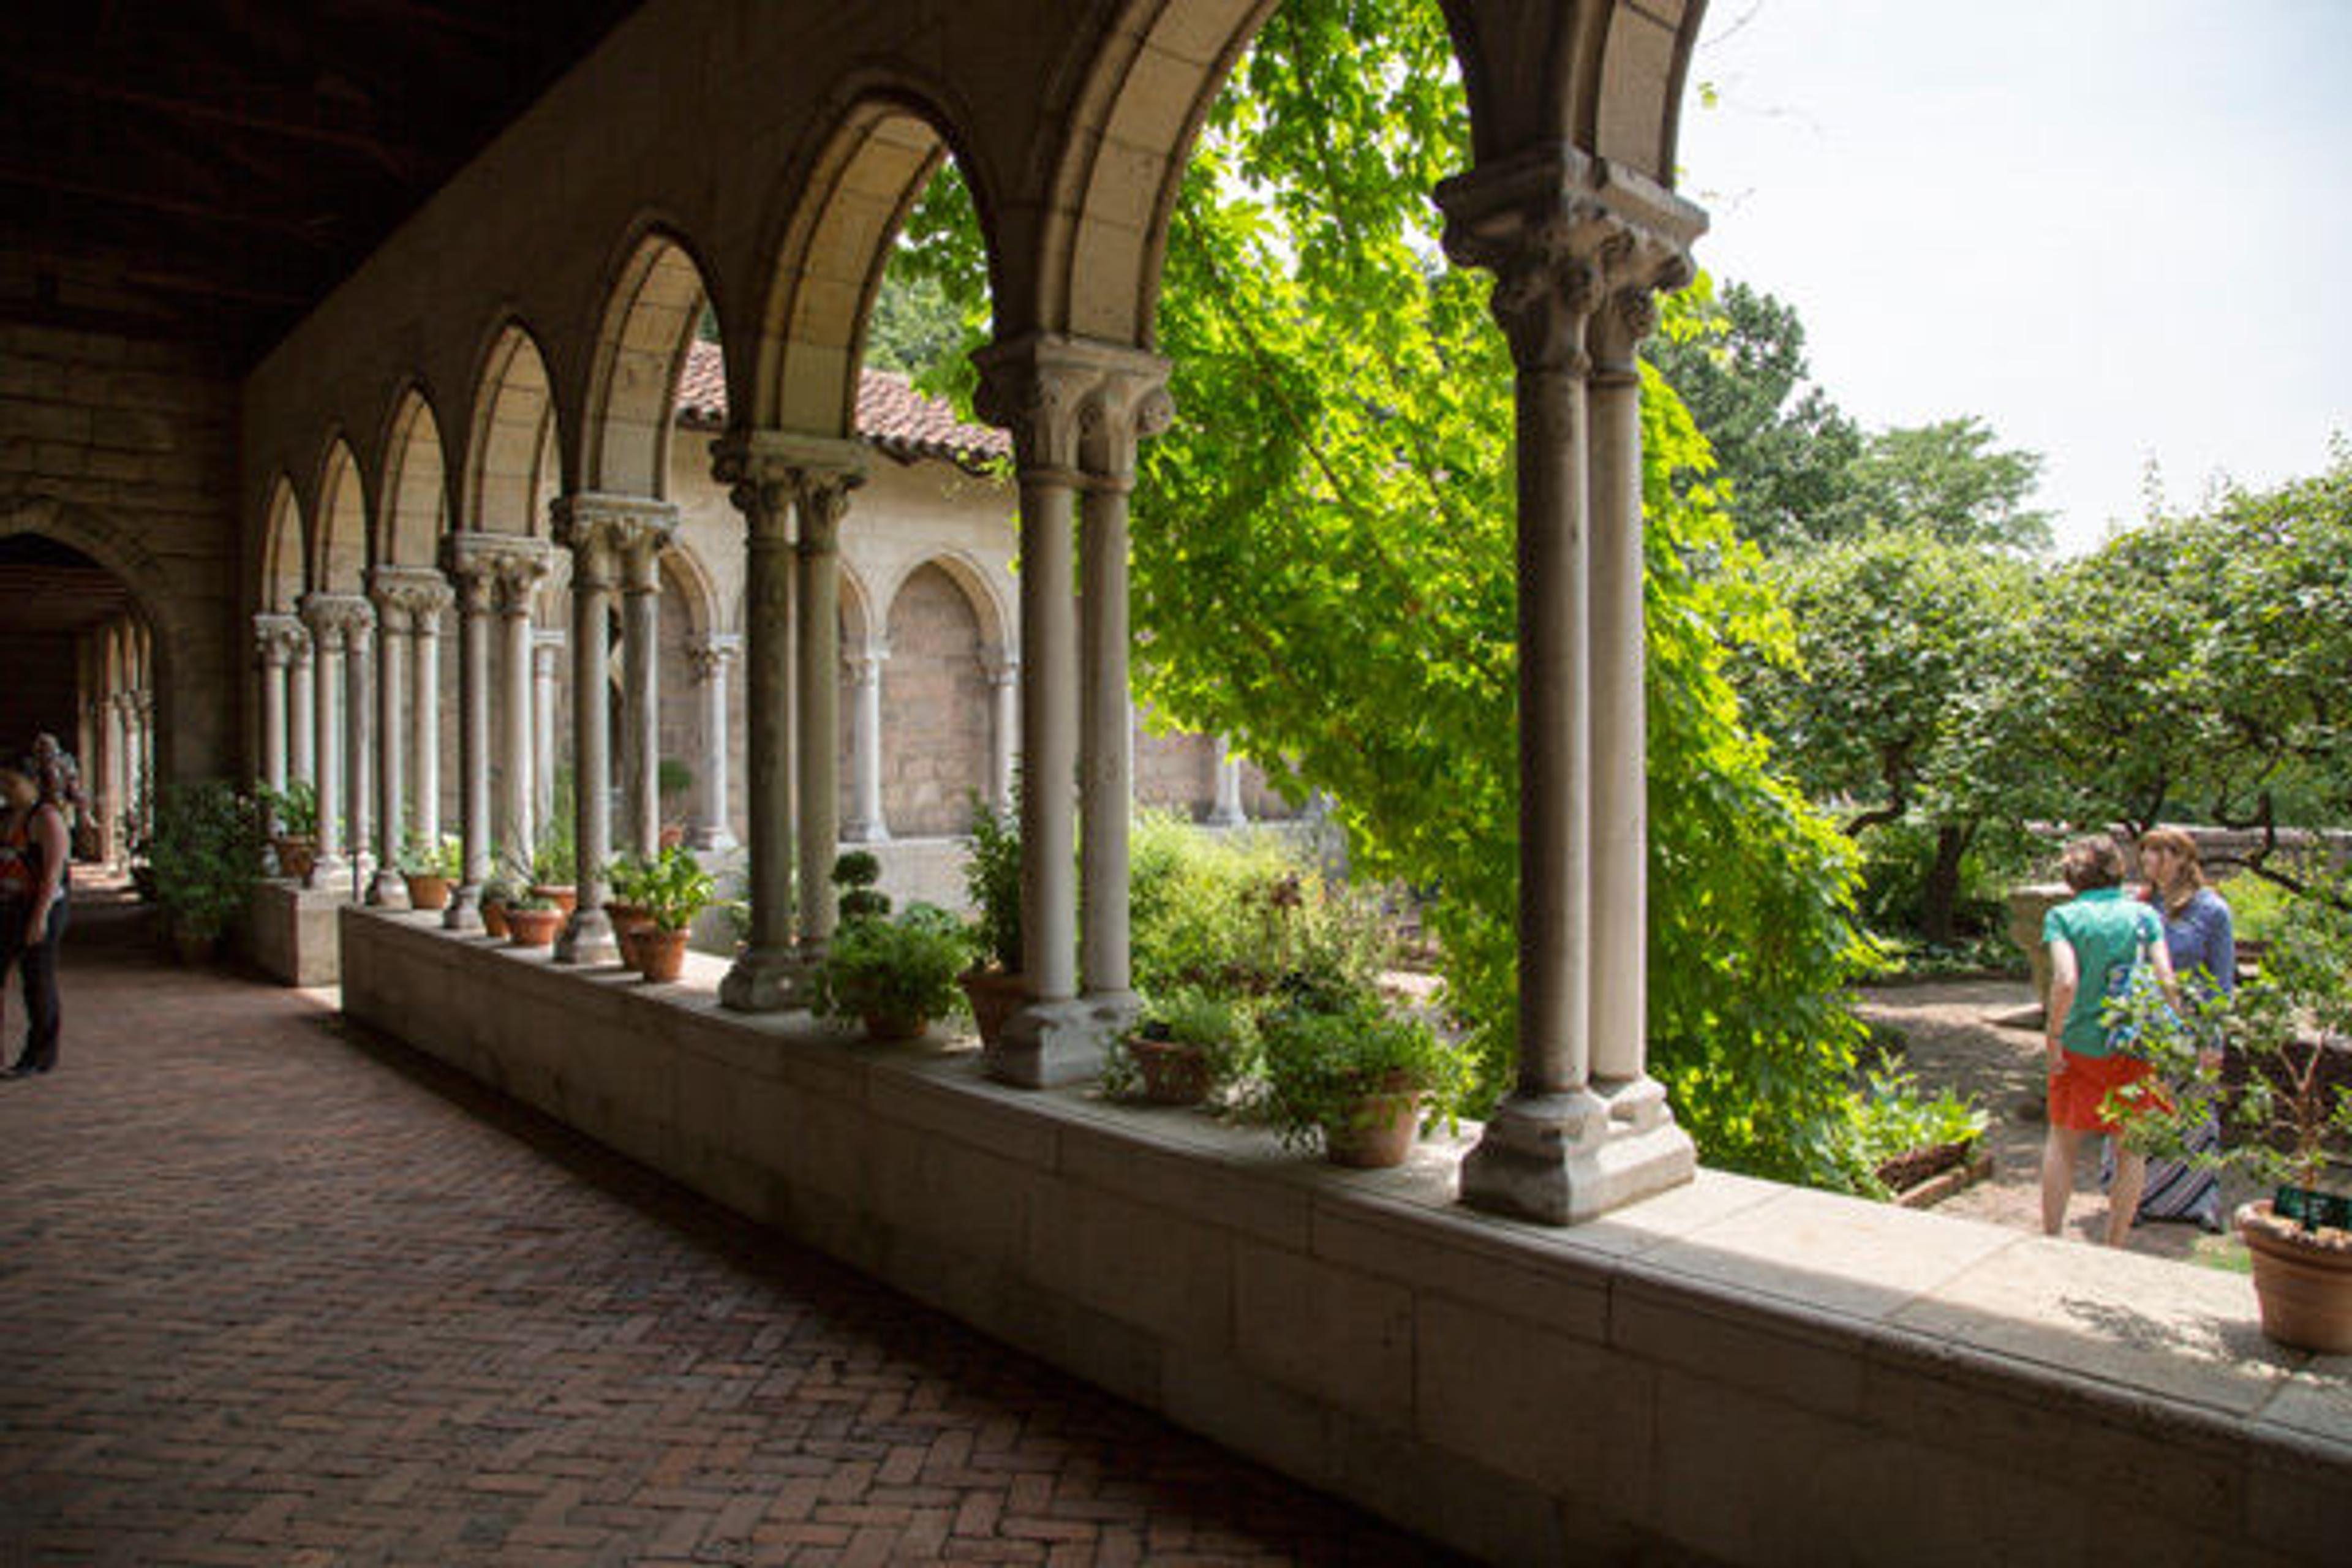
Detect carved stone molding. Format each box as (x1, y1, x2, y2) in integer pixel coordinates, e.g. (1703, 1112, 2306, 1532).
(297, 591, 375, 649)
(687, 634, 741, 682)
(709, 432, 865, 541)
(973, 333, 1173, 483)
(253, 612, 309, 667)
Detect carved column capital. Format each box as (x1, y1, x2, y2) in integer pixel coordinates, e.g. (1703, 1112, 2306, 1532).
(366, 564, 450, 635)
(979, 641, 1020, 686)
(973, 334, 1173, 483)
(710, 433, 864, 544)
(687, 633, 741, 682)
(298, 591, 374, 650)
(843, 642, 890, 684)
(254, 612, 309, 668)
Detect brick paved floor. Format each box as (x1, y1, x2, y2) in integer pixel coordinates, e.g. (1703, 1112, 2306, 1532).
(0, 880, 1461, 1567)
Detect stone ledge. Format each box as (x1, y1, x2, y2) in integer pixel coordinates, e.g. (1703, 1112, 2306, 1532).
(339, 906, 2352, 1566)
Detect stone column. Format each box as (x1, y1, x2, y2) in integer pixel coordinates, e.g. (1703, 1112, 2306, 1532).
(710, 435, 862, 1009)
(549, 499, 672, 964)
(343, 605, 378, 894)
(533, 630, 564, 835)
(494, 546, 554, 873)
(686, 634, 739, 851)
(439, 539, 498, 929)
(409, 579, 453, 850)
(973, 334, 1171, 1085)
(619, 521, 677, 858)
(288, 640, 315, 786)
(254, 614, 304, 796)
(1207, 735, 1247, 827)
(367, 575, 412, 906)
(1438, 148, 1702, 1224)
(298, 593, 369, 890)
(842, 640, 890, 844)
(981, 643, 1019, 811)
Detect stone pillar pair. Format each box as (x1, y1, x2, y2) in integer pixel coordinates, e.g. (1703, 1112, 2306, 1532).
(1206, 736, 1247, 828)
(685, 635, 739, 851)
(295, 592, 377, 892)
(546, 497, 677, 962)
(842, 641, 889, 844)
(362, 567, 455, 906)
(708, 433, 861, 1011)
(1435, 148, 1702, 1224)
(437, 535, 551, 928)
(252, 613, 309, 799)
(971, 336, 1172, 1087)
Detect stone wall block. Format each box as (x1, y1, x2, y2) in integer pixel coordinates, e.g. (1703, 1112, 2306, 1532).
(1055, 1118, 1313, 1251)
(1159, 1342, 1333, 1485)
(1610, 1268, 1870, 1417)
(1234, 1241, 1414, 1430)
(1311, 1195, 1608, 1343)
(1027, 1181, 1232, 1350)
(867, 1131, 1038, 1280)
(869, 1064, 1060, 1170)
(1415, 1292, 1655, 1504)
(1327, 1412, 1586, 1568)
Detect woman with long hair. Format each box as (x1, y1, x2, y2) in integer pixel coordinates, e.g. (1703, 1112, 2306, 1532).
(2111, 827, 2233, 1231)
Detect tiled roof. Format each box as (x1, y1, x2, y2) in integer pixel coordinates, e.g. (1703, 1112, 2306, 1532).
(673, 339, 1009, 469)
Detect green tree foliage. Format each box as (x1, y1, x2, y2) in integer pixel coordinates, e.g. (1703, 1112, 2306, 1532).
(1845, 416, 2053, 555)
(1741, 530, 2034, 943)
(1646, 279, 1863, 552)
(1980, 450, 2352, 889)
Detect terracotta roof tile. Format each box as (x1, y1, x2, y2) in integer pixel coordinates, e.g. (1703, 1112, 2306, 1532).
(673, 339, 1008, 468)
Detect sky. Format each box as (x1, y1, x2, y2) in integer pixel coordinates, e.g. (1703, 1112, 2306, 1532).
(1674, 0, 2352, 555)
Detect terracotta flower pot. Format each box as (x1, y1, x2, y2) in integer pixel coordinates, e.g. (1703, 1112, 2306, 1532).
(2236, 1199, 2352, 1354)
(1321, 1074, 1423, 1168)
(480, 900, 510, 939)
(958, 966, 1025, 1047)
(635, 926, 688, 982)
(1128, 1036, 1213, 1107)
(864, 1011, 927, 1043)
(532, 884, 578, 918)
(606, 900, 653, 969)
(505, 907, 564, 948)
(403, 872, 451, 911)
(274, 836, 317, 881)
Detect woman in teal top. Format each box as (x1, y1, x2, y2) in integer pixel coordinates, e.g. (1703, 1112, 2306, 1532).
(2040, 834, 2174, 1246)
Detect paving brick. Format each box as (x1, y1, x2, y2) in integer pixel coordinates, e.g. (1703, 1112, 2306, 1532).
(0, 881, 1461, 1565)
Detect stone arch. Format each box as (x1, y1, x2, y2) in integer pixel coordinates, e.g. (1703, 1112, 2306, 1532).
(260, 475, 306, 612)
(749, 88, 998, 436)
(880, 558, 990, 837)
(836, 558, 876, 651)
(465, 321, 563, 537)
(312, 435, 371, 592)
(875, 548, 1008, 655)
(584, 225, 719, 498)
(657, 535, 720, 642)
(377, 385, 451, 568)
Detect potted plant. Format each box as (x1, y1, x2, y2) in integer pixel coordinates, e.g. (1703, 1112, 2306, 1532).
(832, 849, 891, 924)
(1104, 986, 1243, 1107)
(259, 779, 318, 881)
(478, 869, 517, 939)
(657, 756, 694, 847)
(145, 780, 265, 962)
(633, 844, 715, 982)
(1259, 989, 1468, 1168)
(396, 832, 462, 910)
(603, 851, 655, 969)
(957, 791, 1025, 1046)
(503, 890, 564, 949)
(2111, 873, 2352, 1352)
(530, 820, 578, 915)
(812, 902, 971, 1041)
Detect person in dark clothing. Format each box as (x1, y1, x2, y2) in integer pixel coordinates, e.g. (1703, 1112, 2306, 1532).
(0, 762, 69, 1078)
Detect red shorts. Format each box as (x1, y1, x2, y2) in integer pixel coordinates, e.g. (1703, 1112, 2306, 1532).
(2048, 1050, 2163, 1134)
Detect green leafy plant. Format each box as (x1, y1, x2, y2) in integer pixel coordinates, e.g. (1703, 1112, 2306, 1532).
(657, 756, 694, 812)
(639, 845, 715, 933)
(1102, 985, 1250, 1101)
(1257, 992, 1469, 1155)
(532, 767, 578, 884)
(509, 890, 557, 914)
(257, 778, 318, 838)
(962, 791, 1022, 972)
(397, 832, 462, 880)
(145, 781, 266, 941)
(604, 851, 654, 907)
(832, 850, 890, 925)
(812, 903, 971, 1036)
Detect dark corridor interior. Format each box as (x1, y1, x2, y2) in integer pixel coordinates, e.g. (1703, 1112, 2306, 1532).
(0, 533, 127, 764)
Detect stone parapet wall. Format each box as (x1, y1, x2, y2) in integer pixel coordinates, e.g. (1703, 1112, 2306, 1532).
(342, 908, 2351, 1568)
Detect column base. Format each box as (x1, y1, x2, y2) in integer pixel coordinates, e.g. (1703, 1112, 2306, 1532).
(1203, 805, 1248, 828)
(442, 884, 482, 933)
(368, 868, 409, 909)
(304, 853, 349, 893)
(984, 991, 1136, 1088)
(719, 943, 818, 1012)
(839, 820, 891, 845)
(555, 905, 620, 965)
(686, 822, 738, 852)
(1459, 1086, 1695, 1226)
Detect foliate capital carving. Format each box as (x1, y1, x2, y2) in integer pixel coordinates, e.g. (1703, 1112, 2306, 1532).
(710, 433, 865, 545)
(979, 641, 1020, 685)
(687, 634, 741, 682)
(439, 531, 554, 612)
(297, 592, 374, 650)
(254, 612, 309, 668)
(1436, 146, 1704, 377)
(842, 643, 890, 684)
(366, 565, 453, 634)
(973, 333, 1173, 483)
(794, 470, 856, 554)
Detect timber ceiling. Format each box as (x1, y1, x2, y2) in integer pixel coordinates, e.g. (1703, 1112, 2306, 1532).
(0, 0, 643, 369)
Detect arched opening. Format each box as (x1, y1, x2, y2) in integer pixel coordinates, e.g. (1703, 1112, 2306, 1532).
(313, 438, 370, 594)
(586, 231, 717, 499)
(466, 325, 561, 538)
(880, 560, 989, 838)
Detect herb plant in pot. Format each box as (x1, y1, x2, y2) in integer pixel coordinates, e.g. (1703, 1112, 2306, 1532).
(396, 832, 462, 910)
(1104, 987, 1243, 1107)
(478, 869, 516, 939)
(503, 891, 564, 949)
(957, 792, 1025, 1046)
(1261, 989, 1467, 1168)
(146, 780, 265, 962)
(813, 902, 971, 1042)
(530, 821, 578, 916)
(2112, 874, 2352, 1352)
(602, 851, 655, 970)
(260, 779, 318, 881)
(634, 845, 715, 982)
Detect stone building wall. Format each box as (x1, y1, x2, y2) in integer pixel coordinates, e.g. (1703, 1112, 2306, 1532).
(882, 561, 991, 837)
(0, 318, 239, 780)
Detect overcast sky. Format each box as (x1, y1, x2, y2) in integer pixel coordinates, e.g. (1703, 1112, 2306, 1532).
(1675, 0, 2352, 554)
